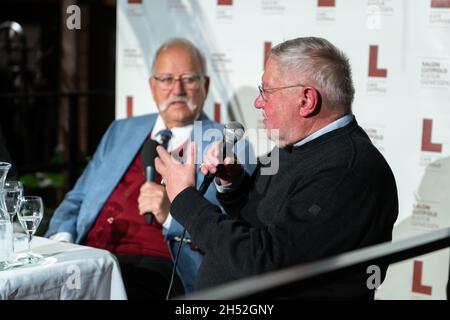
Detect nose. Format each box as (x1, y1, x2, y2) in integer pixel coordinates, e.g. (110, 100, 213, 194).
(254, 94, 264, 109)
(171, 78, 186, 96)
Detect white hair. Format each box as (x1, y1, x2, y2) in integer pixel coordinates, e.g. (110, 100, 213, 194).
(270, 37, 355, 112)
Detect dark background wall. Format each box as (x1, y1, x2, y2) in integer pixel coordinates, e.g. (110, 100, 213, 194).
(0, 0, 116, 230)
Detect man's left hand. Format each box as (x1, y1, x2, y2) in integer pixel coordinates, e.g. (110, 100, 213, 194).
(155, 142, 197, 202)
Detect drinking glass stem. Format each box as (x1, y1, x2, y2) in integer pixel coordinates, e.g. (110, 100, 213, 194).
(10, 214, 15, 254)
(27, 233, 32, 258)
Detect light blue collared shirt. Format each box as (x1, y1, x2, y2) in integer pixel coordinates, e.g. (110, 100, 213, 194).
(293, 114, 354, 148)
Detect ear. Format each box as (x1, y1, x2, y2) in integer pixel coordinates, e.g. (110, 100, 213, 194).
(299, 86, 319, 117)
(149, 76, 156, 96)
(202, 75, 210, 97)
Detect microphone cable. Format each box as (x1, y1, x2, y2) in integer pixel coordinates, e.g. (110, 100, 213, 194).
(166, 228, 187, 300)
(165, 176, 213, 300)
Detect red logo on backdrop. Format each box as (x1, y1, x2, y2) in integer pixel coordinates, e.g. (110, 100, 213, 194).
(127, 0, 142, 3)
(214, 103, 221, 123)
(431, 0, 450, 8)
(318, 0, 336, 7)
(126, 96, 134, 118)
(264, 42, 272, 69)
(421, 119, 442, 152)
(412, 260, 433, 295)
(218, 0, 233, 5)
(368, 45, 387, 78)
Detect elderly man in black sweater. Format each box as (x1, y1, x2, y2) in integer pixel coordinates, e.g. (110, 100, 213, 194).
(155, 37, 398, 299)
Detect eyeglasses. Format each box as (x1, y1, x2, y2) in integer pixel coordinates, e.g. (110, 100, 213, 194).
(153, 74, 203, 90)
(258, 84, 305, 101)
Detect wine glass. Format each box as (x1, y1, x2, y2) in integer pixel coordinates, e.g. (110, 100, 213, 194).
(16, 196, 44, 265)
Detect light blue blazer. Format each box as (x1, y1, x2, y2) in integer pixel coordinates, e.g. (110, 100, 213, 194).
(45, 112, 227, 293)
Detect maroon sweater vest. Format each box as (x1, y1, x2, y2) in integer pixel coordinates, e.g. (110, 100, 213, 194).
(85, 151, 171, 260)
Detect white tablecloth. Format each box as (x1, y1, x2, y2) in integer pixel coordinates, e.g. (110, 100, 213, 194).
(0, 235, 127, 300)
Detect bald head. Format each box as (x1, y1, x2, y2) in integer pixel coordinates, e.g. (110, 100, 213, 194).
(152, 38, 207, 76)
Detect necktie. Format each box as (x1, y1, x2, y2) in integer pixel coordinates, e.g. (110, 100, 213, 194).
(157, 129, 172, 150)
(152, 129, 172, 186)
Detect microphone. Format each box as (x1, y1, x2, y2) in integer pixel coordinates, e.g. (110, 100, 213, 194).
(198, 121, 245, 195)
(140, 139, 160, 224)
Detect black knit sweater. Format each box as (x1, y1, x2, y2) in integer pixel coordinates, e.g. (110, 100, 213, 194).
(171, 118, 398, 298)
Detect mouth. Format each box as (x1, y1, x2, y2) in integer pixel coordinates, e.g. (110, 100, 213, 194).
(169, 101, 188, 108)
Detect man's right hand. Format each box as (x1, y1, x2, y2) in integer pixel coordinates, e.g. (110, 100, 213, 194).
(200, 140, 244, 187)
(138, 181, 170, 225)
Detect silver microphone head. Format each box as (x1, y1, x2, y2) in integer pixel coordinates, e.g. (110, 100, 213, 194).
(223, 121, 245, 145)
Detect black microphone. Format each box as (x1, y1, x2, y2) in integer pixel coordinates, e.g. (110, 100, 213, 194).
(198, 121, 246, 195)
(141, 139, 160, 224)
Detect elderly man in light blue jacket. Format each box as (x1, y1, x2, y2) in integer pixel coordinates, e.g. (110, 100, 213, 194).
(46, 38, 254, 299)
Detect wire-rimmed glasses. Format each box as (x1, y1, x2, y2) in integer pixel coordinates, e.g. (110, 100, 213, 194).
(258, 83, 305, 101)
(153, 74, 203, 90)
(16, 196, 44, 265)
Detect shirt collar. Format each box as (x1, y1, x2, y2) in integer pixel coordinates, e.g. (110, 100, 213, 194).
(152, 115, 193, 152)
(293, 114, 354, 148)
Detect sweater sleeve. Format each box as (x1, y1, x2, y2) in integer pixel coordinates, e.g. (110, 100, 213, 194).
(215, 171, 253, 218)
(170, 169, 391, 281)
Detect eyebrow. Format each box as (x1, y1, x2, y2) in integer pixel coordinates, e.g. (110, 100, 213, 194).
(154, 73, 198, 76)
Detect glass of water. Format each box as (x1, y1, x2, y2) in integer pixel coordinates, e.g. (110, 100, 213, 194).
(1, 181, 24, 241)
(16, 196, 44, 265)
(1, 181, 24, 221)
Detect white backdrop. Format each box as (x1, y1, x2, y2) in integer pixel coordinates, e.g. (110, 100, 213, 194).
(116, 0, 450, 299)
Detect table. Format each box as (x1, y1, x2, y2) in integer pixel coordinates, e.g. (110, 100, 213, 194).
(0, 235, 127, 300)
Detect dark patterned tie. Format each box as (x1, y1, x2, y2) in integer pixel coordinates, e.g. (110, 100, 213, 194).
(153, 129, 172, 187)
(157, 129, 172, 150)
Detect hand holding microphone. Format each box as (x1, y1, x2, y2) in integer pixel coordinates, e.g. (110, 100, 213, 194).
(139, 139, 171, 225)
(198, 122, 246, 195)
(153, 122, 246, 200)
(200, 140, 243, 187)
(138, 179, 171, 225)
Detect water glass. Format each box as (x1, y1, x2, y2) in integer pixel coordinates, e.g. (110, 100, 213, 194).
(1, 181, 24, 221)
(16, 196, 44, 265)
